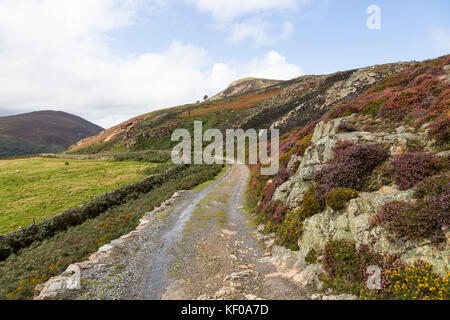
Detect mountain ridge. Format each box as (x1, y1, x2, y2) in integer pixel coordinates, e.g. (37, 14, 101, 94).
(67, 59, 415, 154)
(0, 110, 103, 157)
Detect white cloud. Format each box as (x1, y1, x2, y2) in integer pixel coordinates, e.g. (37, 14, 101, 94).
(187, 0, 312, 45)
(228, 21, 272, 45)
(281, 21, 294, 39)
(0, 0, 303, 128)
(227, 20, 296, 45)
(241, 51, 303, 79)
(430, 28, 450, 51)
(187, 0, 308, 22)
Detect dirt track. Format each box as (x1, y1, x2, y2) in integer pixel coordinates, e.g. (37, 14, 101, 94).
(76, 165, 309, 300)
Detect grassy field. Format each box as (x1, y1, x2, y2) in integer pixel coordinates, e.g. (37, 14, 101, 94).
(0, 164, 222, 300)
(0, 157, 156, 234)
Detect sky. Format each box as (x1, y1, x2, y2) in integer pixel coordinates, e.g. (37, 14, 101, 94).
(0, 0, 449, 128)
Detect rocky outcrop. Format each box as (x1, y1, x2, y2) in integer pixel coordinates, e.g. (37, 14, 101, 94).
(272, 115, 449, 277)
(209, 78, 283, 101)
(296, 187, 449, 275)
(273, 115, 425, 208)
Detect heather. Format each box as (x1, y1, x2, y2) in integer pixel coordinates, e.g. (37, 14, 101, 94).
(313, 141, 389, 204)
(326, 55, 450, 149)
(242, 56, 450, 301)
(372, 197, 449, 244)
(389, 152, 441, 190)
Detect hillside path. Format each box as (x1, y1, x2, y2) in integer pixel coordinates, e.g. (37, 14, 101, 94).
(76, 165, 309, 300)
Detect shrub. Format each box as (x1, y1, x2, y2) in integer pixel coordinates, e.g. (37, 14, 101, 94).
(328, 103, 361, 120)
(325, 188, 359, 211)
(429, 116, 450, 146)
(361, 96, 388, 116)
(299, 185, 325, 219)
(305, 248, 318, 264)
(0, 244, 12, 261)
(364, 162, 392, 192)
(414, 173, 450, 200)
(322, 240, 360, 282)
(314, 141, 389, 203)
(389, 152, 441, 190)
(114, 151, 171, 163)
(277, 208, 303, 250)
(372, 200, 449, 243)
(381, 263, 450, 300)
(295, 133, 313, 157)
(370, 201, 413, 227)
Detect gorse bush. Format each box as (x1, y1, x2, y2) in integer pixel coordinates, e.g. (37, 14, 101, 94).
(361, 263, 450, 300)
(322, 240, 360, 283)
(321, 240, 450, 300)
(276, 208, 302, 251)
(313, 141, 389, 204)
(325, 188, 359, 211)
(389, 152, 441, 190)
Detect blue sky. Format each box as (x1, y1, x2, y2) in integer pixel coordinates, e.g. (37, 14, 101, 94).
(110, 0, 450, 74)
(0, 0, 448, 128)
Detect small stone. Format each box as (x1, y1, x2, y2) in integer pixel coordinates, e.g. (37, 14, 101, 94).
(395, 126, 406, 134)
(256, 224, 265, 233)
(98, 244, 114, 252)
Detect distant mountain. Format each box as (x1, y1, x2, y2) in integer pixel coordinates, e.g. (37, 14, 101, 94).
(0, 110, 103, 157)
